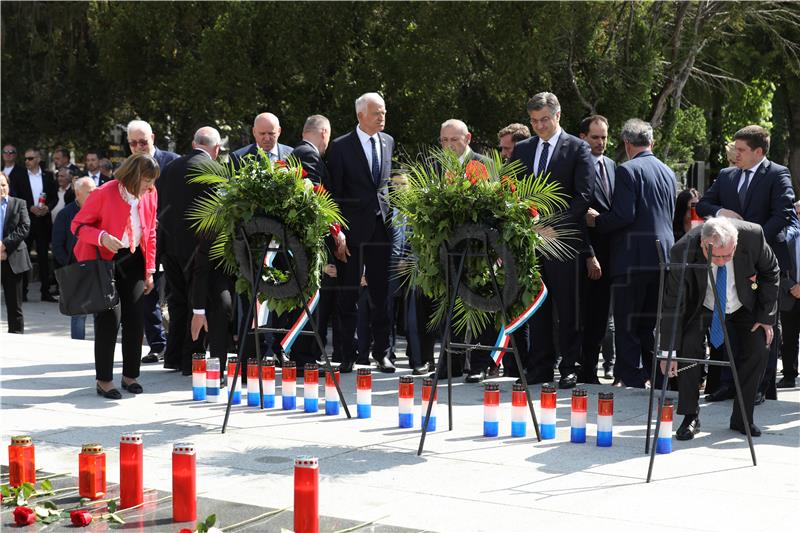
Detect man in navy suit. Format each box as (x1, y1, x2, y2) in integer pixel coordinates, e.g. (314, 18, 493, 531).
(511, 92, 594, 389)
(127, 119, 178, 364)
(696, 124, 797, 401)
(587, 118, 676, 388)
(324, 92, 396, 373)
(230, 112, 293, 169)
(578, 115, 616, 383)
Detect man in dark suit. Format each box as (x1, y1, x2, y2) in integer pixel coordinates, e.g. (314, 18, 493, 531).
(158, 127, 232, 375)
(587, 119, 676, 388)
(696, 125, 797, 402)
(578, 115, 616, 384)
(324, 92, 396, 373)
(82, 150, 111, 186)
(231, 112, 293, 169)
(9, 148, 57, 302)
(497, 123, 531, 163)
(127, 119, 177, 363)
(52, 147, 81, 177)
(3, 145, 25, 186)
(510, 92, 594, 389)
(777, 224, 800, 389)
(1, 172, 31, 333)
(660, 218, 778, 439)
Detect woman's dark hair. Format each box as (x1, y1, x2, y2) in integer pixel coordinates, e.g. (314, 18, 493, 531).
(115, 153, 160, 195)
(673, 188, 700, 236)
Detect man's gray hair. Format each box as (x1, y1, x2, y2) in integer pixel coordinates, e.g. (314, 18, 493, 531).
(355, 92, 384, 115)
(127, 119, 153, 136)
(73, 176, 95, 193)
(701, 217, 739, 248)
(303, 114, 330, 132)
(440, 119, 469, 136)
(193, 126, 221, 147)
(620, 118, 654, 147)
(526, 92, 561, 115)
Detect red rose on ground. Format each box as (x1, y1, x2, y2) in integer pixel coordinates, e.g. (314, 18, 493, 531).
(13, 506, 36, 526)
(70, 510, 93, 527)
(465, 160, 489, 182)
(178, 529, 194, 533)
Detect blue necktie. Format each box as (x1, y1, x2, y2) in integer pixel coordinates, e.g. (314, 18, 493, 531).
(536, 141, 550, 178)
(370, 137, 380, 187)
(709, 264, 727, 348)
(738, 170, 751, 209)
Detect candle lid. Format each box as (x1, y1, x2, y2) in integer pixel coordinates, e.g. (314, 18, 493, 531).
(599, 392, 614, 400)
(173, 442, 196, 454)
(263, 358, 276, 367)
(512, 383, 525, 392)
(120, 433, 143, 444)
(81, 443, 104, 454)
(11, 436, 32, 446)
(541, 383, 556, 393)
(192, 353, 206, 360)
(248, 357, 258, 364)
(228, 356, 239, 363)
(661, 398, 673, 407)
(357, 368, 371, 376)
(572, 388, 587, 397)
(295, 456, 318, 468)
(399, 376, 413, 384)
(484, 382, 500, 391)
(305, 363, 319, 371)
(423, 377, 434, 387)
(283, 360, 296, 368)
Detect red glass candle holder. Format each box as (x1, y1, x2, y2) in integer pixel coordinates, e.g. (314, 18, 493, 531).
(294, 456, 319, 533)
(79, 444, 106, 500)
(8, 436, 35, 487)
(172, 442, 196, 523)
(119, 433, 143, 509)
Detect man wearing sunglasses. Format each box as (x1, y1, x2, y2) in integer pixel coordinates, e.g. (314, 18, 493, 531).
(2, 145, 26, 197)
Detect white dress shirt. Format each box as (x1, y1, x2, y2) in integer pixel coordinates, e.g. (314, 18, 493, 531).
(356, 126, 381, 171)
(703, 260, 743, 314)
(737, 156, 767, 192)
(3, 165, 15, 176)
(119, 185, 142, 249)
(51, 187, 70, 222)
(533, 128, 562, 176)
(28, 170, 44, 203)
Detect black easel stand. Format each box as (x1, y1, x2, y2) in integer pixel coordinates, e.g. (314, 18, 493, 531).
(645, 240, 756, 482)
(417, 231, 542, 455)
(222, 226, 351, 434)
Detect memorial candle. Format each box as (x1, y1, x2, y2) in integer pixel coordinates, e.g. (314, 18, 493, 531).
(421, 377, 437, 431)
(597, 392, 614, 447)
(325, 368, 340, 416)
(356, 368, 372, 419)
(282, 361, 297, 410)
(227, 357, 242, 405)
(304, 363, 319, 413)
(570, 388, 588, 443)
(540, 384, 557, 439)
(657, 399, 674, 454)
(262, 359, 276, 408)
(119, 433, 143, 509)
(398, 376, 414, 428)
(78, 444, 106, 500)
(293, 456, 319, 533)
(206, 358, 221, 403)
(511, 383, 527, 438)
(8, 436, 35, 487)
(172, 442, 196, 523)
(483, 382, 500, 437)
(192, 353, 206, 401)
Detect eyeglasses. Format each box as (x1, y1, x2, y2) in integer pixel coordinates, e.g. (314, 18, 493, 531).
(3, 150, 17, 155)
(24, 156, 37, 161)
(128, 139, 150, 147)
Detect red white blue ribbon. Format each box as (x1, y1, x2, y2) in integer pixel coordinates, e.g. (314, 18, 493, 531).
(489, 283, 548, 365)
(280, 290, 321, 354)
(254, 245, 278, 327)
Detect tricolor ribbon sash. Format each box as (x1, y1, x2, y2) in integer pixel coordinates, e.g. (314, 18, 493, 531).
(280, 290, 321, 354)
(489, 283, 548, 365)
(254, 241, 279, 328)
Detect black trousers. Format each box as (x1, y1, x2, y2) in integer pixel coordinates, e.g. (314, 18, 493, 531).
(611, 271, 659, 387)
(780, 299, 800, 379)
(581, 262, 613, 377)
(335, 217, 392, 363)
(163, 253, 199, 370)
(405, 288, 436, 369)
(1, 261, 25, 333)
(24, 217, 51, 297)
(313, 272, 345, 362)
(677, 307, 768, 428)
(142, 271, 166, 353)
(94, 248, 144, 382)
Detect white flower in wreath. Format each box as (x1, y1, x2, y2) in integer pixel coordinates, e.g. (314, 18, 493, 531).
(303, 178, 314, 192)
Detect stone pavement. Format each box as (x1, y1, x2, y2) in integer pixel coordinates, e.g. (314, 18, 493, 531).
(1, 290, 799, 532)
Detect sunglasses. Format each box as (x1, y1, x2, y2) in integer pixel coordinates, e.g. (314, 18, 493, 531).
(128, 139, 150, 147)
(3, 150, 17, 155)
(25, 156, 37, 161)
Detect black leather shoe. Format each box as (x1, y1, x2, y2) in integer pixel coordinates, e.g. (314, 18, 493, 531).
(142, 351, 163, 364)
(465, 370, 487, 383)
(374, 356, 396, 373)
(516, 371, 553, 385)
(776, 376, 797, 388)
(754, 391, 765, 405)
(730, 422, 762, 437)
(121, 381, 143, 394)
(412, 365, 432, 376)
(339, 361, 354, 373)
(558, 373, 578, 389)
(578, 373, 601, 385)
(676, 415, 701, 440)
(705, 386, 735, 402)
(96, 384, 122, 400)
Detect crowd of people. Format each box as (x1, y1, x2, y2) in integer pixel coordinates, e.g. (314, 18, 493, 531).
(1, 91, 796, 439)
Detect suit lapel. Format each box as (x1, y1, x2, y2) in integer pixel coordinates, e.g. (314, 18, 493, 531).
(3, 198, 14, 234)
(379, 133, 391, 184)
(351, 131, 374, 186)
(742, 160, 769, 213)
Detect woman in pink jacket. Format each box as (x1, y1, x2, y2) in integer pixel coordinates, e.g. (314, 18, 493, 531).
(72, 154, 159, 399)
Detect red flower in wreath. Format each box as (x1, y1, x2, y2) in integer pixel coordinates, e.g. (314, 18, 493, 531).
(500, 175, 517, 193)
(13, 506, 37, 526)
(274, 159, 288, 169)
(528, 204, 540, 219)
(465, 160, 489, 183)
(313, 184, 326, 194)
(70, 510, 93, 527)
(301, 167, 309, 178)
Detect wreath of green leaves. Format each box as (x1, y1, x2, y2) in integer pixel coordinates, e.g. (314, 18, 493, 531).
(391, 148, 575, 338)
(185, 150, 344, 316)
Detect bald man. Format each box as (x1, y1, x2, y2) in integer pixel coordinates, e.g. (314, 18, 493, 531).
(230, 112, 294, 169)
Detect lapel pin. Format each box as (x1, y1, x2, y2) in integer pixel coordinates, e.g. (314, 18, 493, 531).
(749, 275, 758, 290)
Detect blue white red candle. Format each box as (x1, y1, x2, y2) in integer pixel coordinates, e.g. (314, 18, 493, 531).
(483, 382, 500, 437)
(511, 383, 527, 437)
(191, 353, 206, 401)
(247, 358, 260, 407)
(540, 383, 557, 439)
(227, 357, 242, 405)
(597, 392, 614, 447)
(657, 399, 674, 454)
(570, 388, 587, 443)
(304, 364, 319, 413)
(262, 359, 276, 408)
(398, 376, 414, 428)
(282, 361, 297, 410)
(325, 368, 340, 415)
(205, 358, 221, 403)
(421, 377, 437, 431)
(356, 368, 372, 418)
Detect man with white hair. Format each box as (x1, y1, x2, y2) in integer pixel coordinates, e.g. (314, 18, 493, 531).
(660, 217, 779, 439)
(127, 119, 177, 364)
(231, 112, 293, 169)
(324, 92, 396, 373)
(439, 119, 488, 164)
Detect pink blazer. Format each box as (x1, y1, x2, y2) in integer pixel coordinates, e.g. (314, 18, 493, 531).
(71, 180, 158, 276)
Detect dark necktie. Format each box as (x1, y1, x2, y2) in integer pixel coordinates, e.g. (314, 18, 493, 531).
(709, 264, 727, 348)
(738, 169, 752, 208)
(536, 141, 550, 178)
(370, 137, 380, 187)
(598, 160, 610, 198)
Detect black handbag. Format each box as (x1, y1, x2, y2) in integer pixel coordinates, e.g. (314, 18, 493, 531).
(55, 227, 119, 316)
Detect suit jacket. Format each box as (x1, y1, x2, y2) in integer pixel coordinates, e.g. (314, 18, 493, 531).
(594, 151, 676, 278)
(660, 220, 779, 351)
(9, 169, 58, 234)
(51, 200, 80, 267)
(292, 140, 328, 184)
(5, 165, 27, 197)
(586, 155, 616, 259)
(696, 159, 797, 269)
(324, 129, 394, 245)
(71, 180, 158, 276)
(153, 146, 179, 172)
(230, 143, 294, 170)
(510, 131, 594, 252)
(1, 196, 32, 274)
